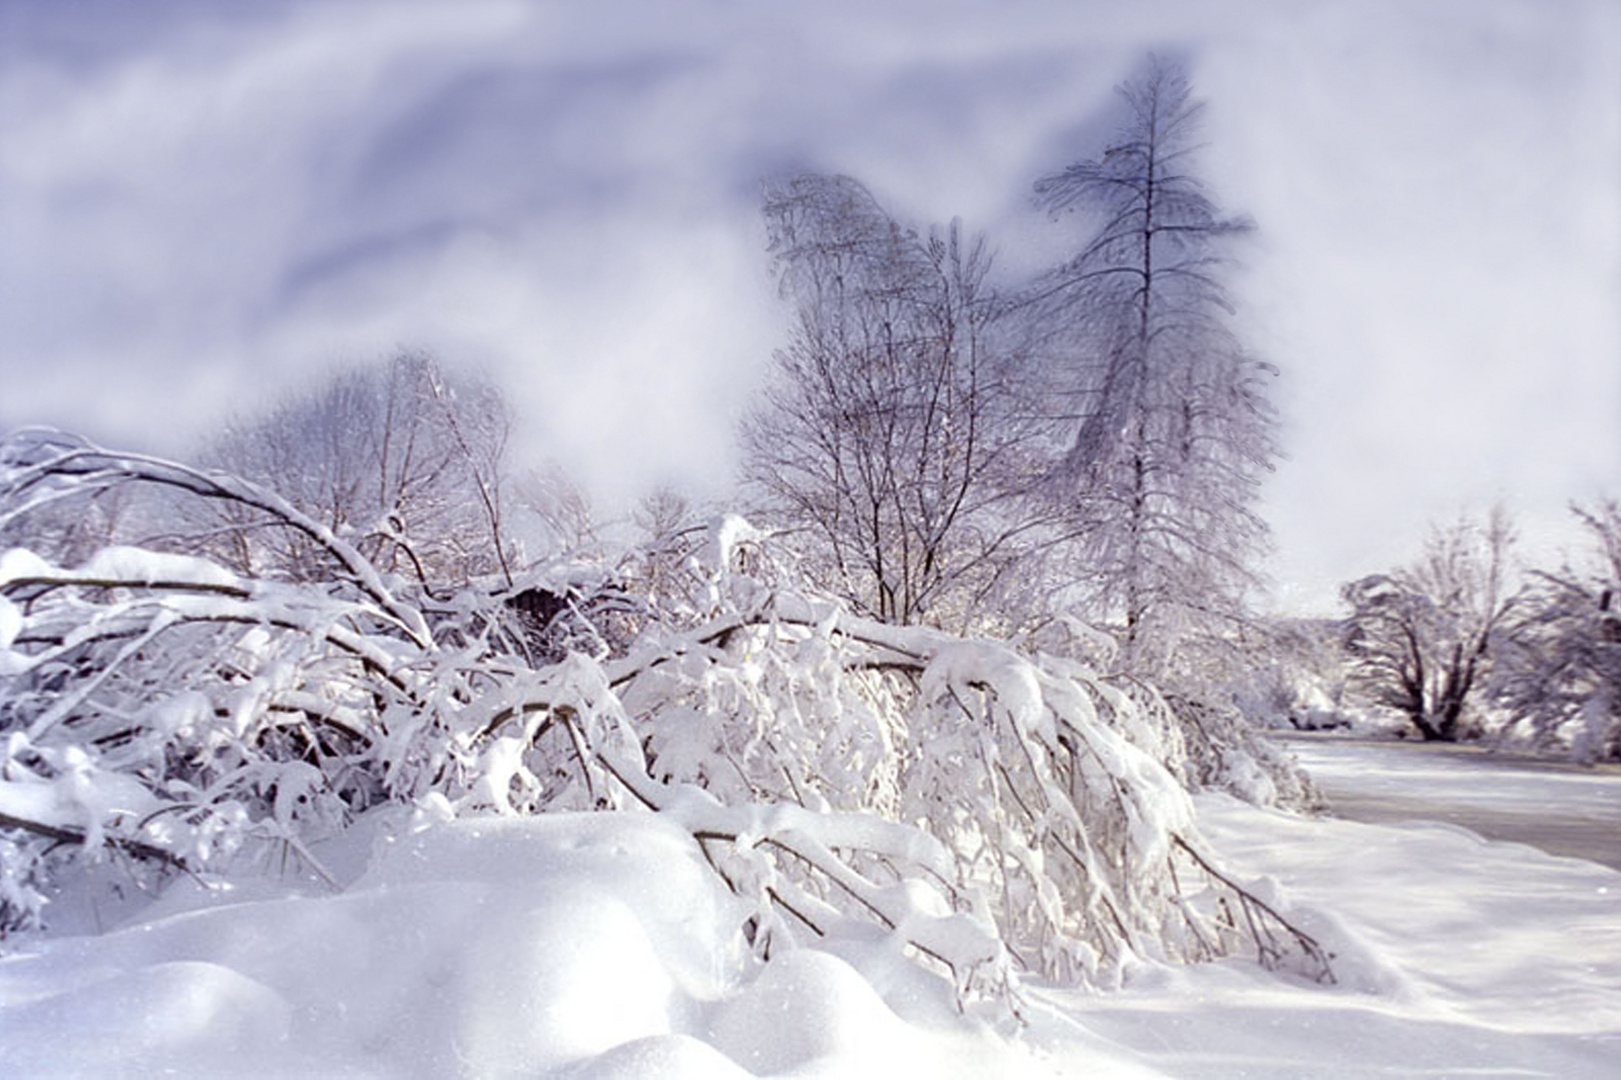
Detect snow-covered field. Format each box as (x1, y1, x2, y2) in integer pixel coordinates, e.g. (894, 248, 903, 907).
(2, 746, 1618, 1078)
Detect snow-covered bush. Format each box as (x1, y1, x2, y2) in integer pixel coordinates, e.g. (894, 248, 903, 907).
(1, 430, 1332, 1003)
(1160, 692, 1323, 811)
(1222, 618, 1357, 734)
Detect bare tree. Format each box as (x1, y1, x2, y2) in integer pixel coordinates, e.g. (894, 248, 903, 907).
(188, 353, 516, 589)
(1031, 57, 1278, 675)
(1493, 499, 1621, 761)
(1341, 509, 1516, 741)
(510, 462, 599, 560)
(741, 175, 1055, 630)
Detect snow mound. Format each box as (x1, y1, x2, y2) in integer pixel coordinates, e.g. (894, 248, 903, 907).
(557, 1034, 755, 1080)
(706, 949, 914, 1075)
(0, 811, 1048, 1078)
(0, 814, 728, 1076)
(6, 782, 1619, 1078)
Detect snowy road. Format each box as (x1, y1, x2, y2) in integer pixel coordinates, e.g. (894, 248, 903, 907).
(1278, 733, 1621, 871)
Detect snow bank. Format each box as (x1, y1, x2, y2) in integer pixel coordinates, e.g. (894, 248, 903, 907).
(5, 784, 1619, 1078)
(2, 813, 724, 1076)
(0, 811, 1066, 1078)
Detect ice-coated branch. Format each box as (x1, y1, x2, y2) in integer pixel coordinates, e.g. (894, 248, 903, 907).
(0, 430, 431, 647)
(594, 749, 1011, 1000)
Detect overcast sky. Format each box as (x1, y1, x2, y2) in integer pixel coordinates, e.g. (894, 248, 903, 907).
(2, 0, 1618, 611)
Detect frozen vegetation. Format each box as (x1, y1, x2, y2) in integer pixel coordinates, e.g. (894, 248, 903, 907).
(0, 431, 1325, 986)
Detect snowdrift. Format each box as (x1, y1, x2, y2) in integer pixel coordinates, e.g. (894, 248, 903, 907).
(0, 811, 1000, 1077)
(5, 785, 1618, 1078)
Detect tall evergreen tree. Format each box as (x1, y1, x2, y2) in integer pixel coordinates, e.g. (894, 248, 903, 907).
(1032, 57, 1278, 675)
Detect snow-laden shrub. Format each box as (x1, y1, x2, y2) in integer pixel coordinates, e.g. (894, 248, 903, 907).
(1160, 692, 1324, 812)
(1, 431, 1332, 1003)
(1020, 615, 1331, 809)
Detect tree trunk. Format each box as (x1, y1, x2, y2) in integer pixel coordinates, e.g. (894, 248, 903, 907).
(1408, 709, 1447, 741)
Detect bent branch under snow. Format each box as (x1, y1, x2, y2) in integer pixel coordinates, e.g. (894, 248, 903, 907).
(1, 434, 1334, 1003)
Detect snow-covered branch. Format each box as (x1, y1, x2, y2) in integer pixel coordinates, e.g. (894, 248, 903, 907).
(1, 443, 1331, 1001)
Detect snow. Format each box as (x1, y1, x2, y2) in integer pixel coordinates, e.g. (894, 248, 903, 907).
(75, 546, 246, 590)
(1056, 792, 1621, 1077)
(0, 549, 53, 588)
(0, 545, 245, 592)
(700, 514, 764, 578)
(3, 741, 1618, 1077)
(0, 745, 161, 847)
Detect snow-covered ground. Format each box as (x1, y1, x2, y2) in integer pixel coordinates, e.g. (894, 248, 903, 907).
(1065, 791, 1621, 1077)
(2, 746, 1618, 1078)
